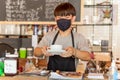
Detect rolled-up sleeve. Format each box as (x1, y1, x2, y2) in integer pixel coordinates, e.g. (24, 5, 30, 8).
(77, 34, 91, 53)
(37, 31, 57, 48)
(37, 34, 49, 47)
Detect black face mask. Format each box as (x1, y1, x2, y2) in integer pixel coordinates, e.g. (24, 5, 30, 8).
(57, 19, 71, 31)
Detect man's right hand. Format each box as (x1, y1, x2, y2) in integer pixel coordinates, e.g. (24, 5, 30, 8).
(34, 47, 43, 57)
(41, 46, 53, 57)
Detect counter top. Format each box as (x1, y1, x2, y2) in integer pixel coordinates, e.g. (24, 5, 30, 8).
(0, 58, 112, 80)
(0, 75, 47, 80)
(0, 74, 109, 80)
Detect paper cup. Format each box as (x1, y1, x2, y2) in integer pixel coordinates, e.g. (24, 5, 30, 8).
(19, 48, 27, 58)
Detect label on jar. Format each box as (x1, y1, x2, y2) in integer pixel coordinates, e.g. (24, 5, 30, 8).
(4, 59, 17, 74)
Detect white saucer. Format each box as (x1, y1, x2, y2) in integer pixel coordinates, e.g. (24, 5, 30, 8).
(47, 50, 65, 55)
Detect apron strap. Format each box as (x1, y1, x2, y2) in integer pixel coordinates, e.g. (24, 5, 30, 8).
(71, 31, 74, 47)
(52, 31, 59, 45)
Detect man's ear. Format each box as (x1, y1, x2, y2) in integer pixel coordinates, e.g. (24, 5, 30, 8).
(71, 16, 76, 22)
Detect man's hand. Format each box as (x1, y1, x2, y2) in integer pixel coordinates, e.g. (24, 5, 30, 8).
(60, 46, 75, 58)
(41, 46, 53, 57)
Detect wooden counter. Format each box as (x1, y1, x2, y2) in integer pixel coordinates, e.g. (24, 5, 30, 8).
(0, 75, 47, 80)
(0, 57, 112, 80)
(0, 58, 48, 80)
(0, 74, 108, 80)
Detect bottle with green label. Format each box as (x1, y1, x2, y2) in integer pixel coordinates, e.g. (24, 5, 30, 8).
(0, 59, 4, 76)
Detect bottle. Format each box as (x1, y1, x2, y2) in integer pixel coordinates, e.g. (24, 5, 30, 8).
(0, 59, 4, 76)
(24, 60, 30, 72)
(43, 25, 47, 35)
(29, 59, 35, 69)
(34, 25, 38, 35)
(14, 48, 18, 57)
(24, 59, 35, 72)
(109, 59, 118, 80)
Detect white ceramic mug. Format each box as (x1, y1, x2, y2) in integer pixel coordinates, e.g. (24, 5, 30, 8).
(49, 45, 62, 51)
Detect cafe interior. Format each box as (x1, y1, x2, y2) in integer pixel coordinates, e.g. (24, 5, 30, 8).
(0, 0, 120, 80)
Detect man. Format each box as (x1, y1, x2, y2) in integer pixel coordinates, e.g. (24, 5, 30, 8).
(34, 2, 91, 72)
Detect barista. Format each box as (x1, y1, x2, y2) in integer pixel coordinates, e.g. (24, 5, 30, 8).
(34, 2, 91, 72)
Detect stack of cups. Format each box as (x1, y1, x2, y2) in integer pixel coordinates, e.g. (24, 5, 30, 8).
(27, 48, 33, 58)
(19, 48, 33, 58)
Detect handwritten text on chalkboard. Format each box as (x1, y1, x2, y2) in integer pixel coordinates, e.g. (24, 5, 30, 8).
(0, 0, 81, 22)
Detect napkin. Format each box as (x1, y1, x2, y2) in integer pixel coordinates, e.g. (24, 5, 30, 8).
(49, 72, 82, 80)
(87, 73, 104, 79)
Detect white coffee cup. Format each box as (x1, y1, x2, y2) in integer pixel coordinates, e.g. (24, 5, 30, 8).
(49, 45, 62, 51)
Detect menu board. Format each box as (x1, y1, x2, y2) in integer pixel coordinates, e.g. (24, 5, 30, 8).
(0, 0, 83, 24)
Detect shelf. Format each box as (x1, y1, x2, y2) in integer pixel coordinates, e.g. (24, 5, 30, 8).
(0, 34, 20, 36)
(0, 34, 43, 37)
(93, 51, 112, 52)
(84, 4, 112, 8)
(76, 24, 112, 26)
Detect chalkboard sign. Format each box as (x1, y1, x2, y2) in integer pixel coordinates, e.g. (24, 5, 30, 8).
(0, 0, 83, 24)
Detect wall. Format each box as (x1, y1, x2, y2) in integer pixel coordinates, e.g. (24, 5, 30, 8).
(77, 0, 112, 49)
(112, 0, 120, 59)
(0, 0, 119, 58)
(77, 0, 120, 59)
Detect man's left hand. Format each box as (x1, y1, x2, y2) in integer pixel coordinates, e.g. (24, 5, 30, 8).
(60, 46, 75, 57)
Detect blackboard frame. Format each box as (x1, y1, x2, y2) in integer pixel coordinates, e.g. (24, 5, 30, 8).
(0, 0, 84, 25)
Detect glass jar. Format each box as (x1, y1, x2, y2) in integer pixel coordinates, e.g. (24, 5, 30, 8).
(4, 54, 18, 76)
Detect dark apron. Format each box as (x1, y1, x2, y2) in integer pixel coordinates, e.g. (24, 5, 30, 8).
(47, 31, 76, 72)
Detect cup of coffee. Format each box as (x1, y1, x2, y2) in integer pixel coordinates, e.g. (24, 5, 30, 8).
(19, 48, 27, 58)
(49, 45, 62, 51)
